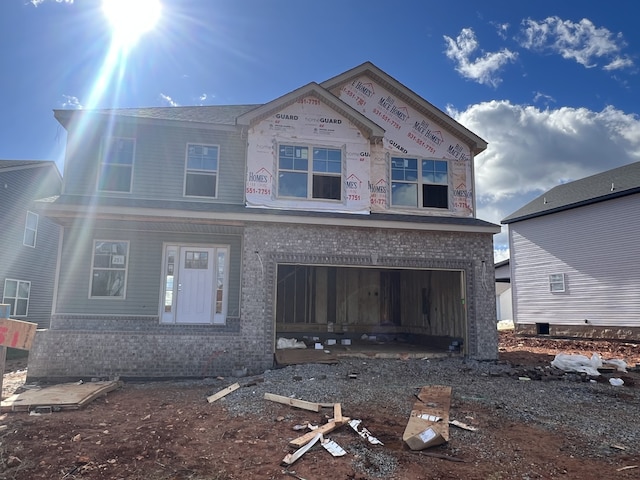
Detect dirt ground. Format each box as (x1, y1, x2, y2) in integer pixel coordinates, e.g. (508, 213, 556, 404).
(1, 332, 639, 480)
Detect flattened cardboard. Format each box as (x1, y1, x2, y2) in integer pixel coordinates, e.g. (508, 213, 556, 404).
(402, 385, 451, 450)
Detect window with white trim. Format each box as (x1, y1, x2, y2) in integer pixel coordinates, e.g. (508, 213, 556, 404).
(98, 137, 135, 192)
(90, 240, 129, 298)
(391, 157, 449, 208)
(185, 144, 219, 197)
(549, 273, 565, 293)
(3, 279, 30, 316)
(278, 145, 342, 200)
(23, 211, 38, 247)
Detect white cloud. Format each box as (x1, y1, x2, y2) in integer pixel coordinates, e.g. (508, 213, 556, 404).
(519, 16, 633, 70)
(492, 22, 510, 40)
(30, 0, 73, 6)
(444, 28, 518, 87)
(61, 94, 82, 109)
(532, 91, 556, 106)
(447, 101, 640, 253)
(603, 56, 635, 71)
(159, 93, 179, 107)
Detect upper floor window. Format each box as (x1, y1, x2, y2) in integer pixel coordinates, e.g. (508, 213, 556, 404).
(90, 240, 129, 298)
(98, 137, 135, 193)
(391, 157, 449, 209)
(23, 211, 38, 247)
(185, 144, 218, 198)
(278, 145, 342, 200)
(3, 279, 30, 317)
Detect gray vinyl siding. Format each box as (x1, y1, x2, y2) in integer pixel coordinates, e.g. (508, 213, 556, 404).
(61, 122, 113, 195)
(55, 226, 242, 318)
(510, 193, 640, 328)
(0, 165, 61, 327)
(62, 120, 246, 204)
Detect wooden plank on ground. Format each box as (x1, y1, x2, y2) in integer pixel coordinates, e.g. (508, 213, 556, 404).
(207, 383, 240, 403)
(264, 393, 321, 412)
(289, 418, 350, 448)
(333, 403, 343, 424)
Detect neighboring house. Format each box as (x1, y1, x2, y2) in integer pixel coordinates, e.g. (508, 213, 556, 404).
(494, 259, 512, 322)
(0, 160, 62, 328)
(29, 62, 500, 381)
(502, 161, 640, 340)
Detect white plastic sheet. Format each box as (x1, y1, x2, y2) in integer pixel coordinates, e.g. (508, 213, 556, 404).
(550, 353, 602, 376)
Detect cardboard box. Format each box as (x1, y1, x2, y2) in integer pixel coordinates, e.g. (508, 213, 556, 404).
(402, 385, 451, 450)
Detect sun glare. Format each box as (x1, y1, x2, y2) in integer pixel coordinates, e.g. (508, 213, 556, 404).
(102, 0, 161, 48)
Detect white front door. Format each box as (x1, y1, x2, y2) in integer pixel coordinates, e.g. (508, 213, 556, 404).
(162, 245, 228, 324)
(176, 247, 215, 324)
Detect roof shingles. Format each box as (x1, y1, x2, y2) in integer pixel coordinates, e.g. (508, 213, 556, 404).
(502, 161, 640, 224)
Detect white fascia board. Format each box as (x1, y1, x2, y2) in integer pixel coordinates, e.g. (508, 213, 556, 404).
(42, 204, 501, 234)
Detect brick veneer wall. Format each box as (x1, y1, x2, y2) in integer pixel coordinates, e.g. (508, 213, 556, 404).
(241, 223, 498, 361)
(27, 221, 497, 382)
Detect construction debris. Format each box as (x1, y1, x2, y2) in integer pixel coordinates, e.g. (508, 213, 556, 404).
(402, 385, 451, 450)
(1, 381, 122, 412)
(348, 419, 384, 445)
(282, 433, 322, 466)
(321, 437, 347, 457)
(333, 403, 343, 424)
(206, 383, 240, 403)
(449, 419, 478, 432)
(290, 419, 350, 448)
(263, 393, 322, 412)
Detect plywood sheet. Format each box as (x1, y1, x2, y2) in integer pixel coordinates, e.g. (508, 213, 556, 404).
(274, 349, 338, 366)
(1, 381, 121, 412)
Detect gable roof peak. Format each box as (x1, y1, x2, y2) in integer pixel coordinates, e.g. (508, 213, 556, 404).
(321, 62, 487, 155)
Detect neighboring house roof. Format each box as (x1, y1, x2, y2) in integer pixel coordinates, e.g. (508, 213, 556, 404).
(494, 259, 510, 282)
(0, 159, 62, 181)
(321, 61, 488, 156)
(54, 104, 262, 128)
(0, 159, 56, 170)
(236, 82, 385, 141)
(502, 161, 640, 224)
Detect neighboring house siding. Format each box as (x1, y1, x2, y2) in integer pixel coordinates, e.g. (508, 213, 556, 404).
(0, 165, 60, 327)
(511, 193, 640, 329)
(54, 226, 242, 318)
(495, 283, 512, 321)
(63, 122, 246, 204)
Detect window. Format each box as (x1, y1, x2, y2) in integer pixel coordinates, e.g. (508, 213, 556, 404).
(90, 240, 129, 298)
(3, 279, 30, 316)
(23, 211, 38, 247)
(391, 157, 449, 209)
(98, 137, 135, 192)
(185, 144, 218, 197)
(549, 273, 565, 293)
(278, 145, 342, 200)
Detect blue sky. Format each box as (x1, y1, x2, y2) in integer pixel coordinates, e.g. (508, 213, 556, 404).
(2, 0, 639, 259)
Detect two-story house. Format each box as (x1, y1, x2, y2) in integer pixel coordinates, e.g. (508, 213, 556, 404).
(28, 62, 500, 381)
(0, 160, 61, 328)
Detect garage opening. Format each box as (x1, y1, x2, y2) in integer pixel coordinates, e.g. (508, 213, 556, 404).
(275, 264, 466, 355)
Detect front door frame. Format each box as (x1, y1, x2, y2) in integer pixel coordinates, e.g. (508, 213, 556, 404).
(160, 243, 229, 325)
